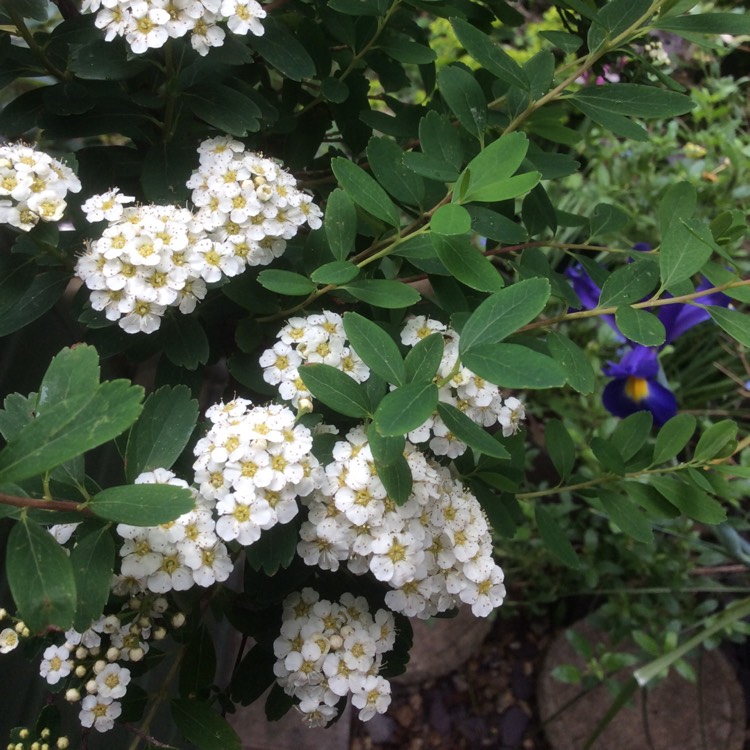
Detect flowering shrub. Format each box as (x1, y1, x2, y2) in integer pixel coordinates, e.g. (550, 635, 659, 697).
(1, 1, 750, 748)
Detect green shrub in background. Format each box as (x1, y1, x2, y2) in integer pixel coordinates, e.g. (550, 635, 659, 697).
(0, 1, 749, 748)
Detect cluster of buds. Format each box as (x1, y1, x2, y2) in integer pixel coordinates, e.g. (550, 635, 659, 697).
(5, 726, 69, 750)
(80, 0, 266, 56)
(273, 588, 395, 726)
(0, 143, 80, 231)
(0, 610, 28, 654)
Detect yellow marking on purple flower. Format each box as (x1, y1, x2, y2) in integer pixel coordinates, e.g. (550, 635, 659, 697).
(625, 376, 650, 403)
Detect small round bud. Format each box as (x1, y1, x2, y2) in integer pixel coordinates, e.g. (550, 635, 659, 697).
(19, 730, 29, 740)
(15, 742, 23, 750)
(171, 613, 185, 629)
(129, 647, 145, 662)
(75, 646, 88, 660)
(57, 739, 69, 750)
(129, 597, 141, 611)
(75, 665, 86, 678)
(85, 680, 98, 694)
(153, 626, 167, 641)
(21, 627, 29, 638)
(39, 730, 50, 740)
(0, 608, 7, 620)
(106, 647, 120, 662)
(152, 597, 168, 614)
(129, 623, 141, 636)
(298, 398, 313, 416)
(328, 634, 343, 651)
(340, 625, 354, 639)
(65, 688, 81, 702)
(93, 659, 106, 674)
(14, 622, 25, 634)
(41, 744, 49, 750)
(31, 743, 41, 750)
(89, 646, 101, 657)
(138, 616, 150, 628)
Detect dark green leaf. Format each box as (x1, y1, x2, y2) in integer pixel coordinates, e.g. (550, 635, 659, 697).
(324, 189, 358, 261)
(37, 345, 100, 414)
(257, 270, 316, 296)
(172, 699, 241, 750)
(436, 403, 509, 458)
(693, 420, 737, 463)
(310, 261, 359, 285)
(437, 66, 487, 141)
(418, 111, 463, 170)
(570, 100, 649, 141)
(598, 259, 660, 307)
(89, 484, 195, 526)
(431, 204, 472, 236)
(623, 481, 680, 519)
(71, 525, 115, 631)
(598, 489, 653, 543)
(13, 0, 48, 21)
(659, 219, 714, 288)
(0, 271, 69, 338)
(590, 436, 626, 474)
(655, 12, 750, 35)
(298, 364, 371, 418)
(462, 344, 567, 389)
(373, 382, 438, 437)
(374, 453, 413, 505)
(610, 411, 652, 462)
(70, 38, 150, 80)
(184, 85, 261, 137)
(331, 158, 400, 227)
(141, 141, 195, 204)
(244, 521, 298, 575)
(652, 413, 696, 465)
(547, 332, 595, 395)
(343, 312, 405, 386)
(231, 645, 276, 706)
(539, 30, 583, 53)
(545, 419, 575, 479)
(588, 202, 631, 238)
(571, 84, 694, 119)
(450, 17, 528, 89)
(468, 206, 528, 244)
(648, 476, 726, 524)
(8, 517, 77, 632)
(162, 316, 209, 370)
(180, 626, 217, 700)
(368, 424, 405, 466)
(367, 137, 425, 207)
(404, 333, 444, 384)
(707, 307, 750, 349)
(342, 280, 420, 308)
(459, 278, 551, 354)
(535, 505, 580, 568)
(125, 385, 199, 483)
(248, 18, 315, 80)
(380, 30, 436, 64)
(658, 181, 696, 237)
(588, 0, 653, 51)
(431, 234, 504, 292)
(456, 132, 528, 203)
(0, 394, 36, 442)
(321, 77, 349, 103)
(614, 306, 666, 347)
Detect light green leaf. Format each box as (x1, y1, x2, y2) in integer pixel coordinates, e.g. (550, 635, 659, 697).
(655, 12, 750, 35)
(649, 476, 726, 524)
(324, 189, 358, 261)
(404, 333, 444, 384)
(431, 234, 505, 293)
(570, 100, 649, 141)
(456, 132, 529, 203)
(310, 261, 360, 286)
(571, 84, 695, 119)
(693, 419, 737, 463)
(460, 171, 541, 205)
(610, 411, 653, 462)
(707, 307, 750, 349)
(588, 202, 631, 238)
(172, 699, 241, 750)
(547, 332, 595, 394)
(71, 524, 115, 631)
(418, 111, 463, 170)
(374, 382, 438, 437)
(7, 517, 77, 632)
(431, 204, 472, 236)
(535, 505, 580, 568)
(598, 259, 660, 307)
(437, 66, 487, 141)
(659, 219, 714, 288)
(436, 403, 510, 459)
(331, 158, 400, 227)
(658, 181, 696, 237)
(298, 364, 371, 418)
(89, 484, 195, 526)
(588, 0, 653, 51)
(459, 278, 551, 355)
(257, 269, 317, 296)
(342, 280, 420, 308)
(125, 385, 199, 483)
(652, 413, 696, 465)
(598, 490, 654, 544)
(462, 344, 567, 389)
(36, 345, 100, 414)
(614, 306, 666, 347)
(343, 312, 406, 386)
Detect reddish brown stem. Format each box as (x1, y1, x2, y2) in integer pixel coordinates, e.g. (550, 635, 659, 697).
(0, 492, 89, 515)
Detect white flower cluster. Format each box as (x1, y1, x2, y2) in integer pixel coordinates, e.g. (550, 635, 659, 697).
(187, 136, 323, 268)
(400, 316, 526, 457)
(39, 593, 182, 733)
(260, 311, 370, 407)
(75, 198, 210, 334)
(193, 399, 323, 545)
(116, 468, 233, 593)
(0, 142, 80, 231)
(81, 0, 266, 56)
(298, 428, 506, 619)
(273, 588, 395, 726)
(76, 139, 321, 335)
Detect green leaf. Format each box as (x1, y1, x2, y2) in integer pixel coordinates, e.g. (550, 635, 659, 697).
(540, 30, 583, 53)
(431, 204, 472, 236)
(598, 259, 660, 307)
(0, 380, 143, 484)
(7, 517, 77, 632)
(655, 12, 750, 35)
(659, 219, 714, 288)
(298, 364, 371, 418)
(460, 171, 540, 205)
(244, 521, 298, 575)
(588, 202, 631, 238)
(590, 436, 625, 475)
(459, 278, 551, 355)
(342, 279, 420, 308)
(70, 38, 150, 80)
(231, 645, 276, 706)
(343, 312, 406, 387)
(652, 413, 696, 465)
(374, 453, 413, 505)
(13, 0, 49, 21)
(257, 269, 316, 296)
(368, 424, 405, 466)
(450, 17, 528, 89)
(141, 141, 195, 204)
(570, 100, 649, 141)
(0, 394, 36, 442)
(89, 484, 195, 526)
(462, 344, 567, 389)
(547, 332, 595, 395)
(125, 385, 199, 483)
(247, 17, 315, 80)
(437, 66, 487, 141)
(184, 85, 261, 137)
(0, 254, 36, 322)
(37, 345, 100, 414)
(310, 261, 359, 286)
(331, 158, 400, 227)
(431, 234, 504, 293)
(588, 0, 653, 51)
(707, 307, 750, 349)
(610, 411, 652, 461)
(0, 271, 69, 338)
(404, 333, 444, 384)
(468, 206, 528, 244)
(324, 189, 357, 261)
(599, 490, 654, 543)
(321, 76, 349, 103)
(658, 181, 696, 237)
(367, 137, 425, 207)
(436, 403, 509, 459)
(571, 84, 695, 119)
(373, 382, 438, 437)
(162, 316, 209, 371)
(614, 306, 666, 347)
(693, 420, 737, 463)
(456, 132, 528, 202)
(179, 626, 217, 700)
(418, 111, 463, 170)
(535, 505, 580, 568)
(545, 419, 575, 479)
(71, 524, 115, 631)
(171, 699, 241, 750)
(624, 481, 680, 519)
(648, 476, 726, 524)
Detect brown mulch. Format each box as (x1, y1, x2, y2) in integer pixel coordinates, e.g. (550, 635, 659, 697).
(350, 614, 554, 750)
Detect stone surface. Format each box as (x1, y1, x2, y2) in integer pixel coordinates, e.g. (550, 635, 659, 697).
(538, 619, 746, 750)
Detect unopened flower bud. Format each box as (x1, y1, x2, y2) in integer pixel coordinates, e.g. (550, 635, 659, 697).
(19, 731, 29, 740)
(14, 622, 25, 634)
(75, 665, 86, 678)
(57, 739, 69, 750)
(329, 634, 343, 651)
(85, 680, 98, 694)
(106, 647, 120, 662)
(65, 688, 81, 702)
(75, 646, 88, 660)
(129, 647, 145, 662)
(171, 613, 185, 629)
(93, 659, 106, 674)
(153, 626, 167, 641)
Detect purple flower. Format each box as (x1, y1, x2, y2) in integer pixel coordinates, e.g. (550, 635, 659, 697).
(602, 346, 678, 425)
